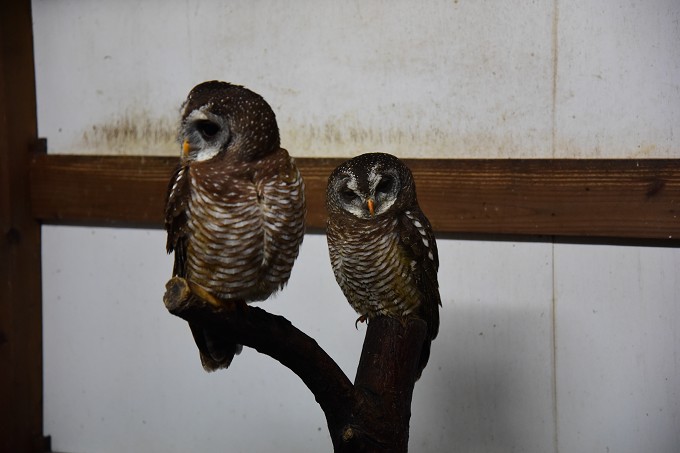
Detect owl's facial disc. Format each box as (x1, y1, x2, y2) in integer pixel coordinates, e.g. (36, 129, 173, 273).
(333, 176, 368, 219)
(181, 109, 230, 162)
(368, 170, 400, 216)
(334, 169, 401, 220)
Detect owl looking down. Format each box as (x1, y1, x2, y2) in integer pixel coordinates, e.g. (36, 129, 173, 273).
(326, 152, 440, 379)
(165, 81, 305, 371)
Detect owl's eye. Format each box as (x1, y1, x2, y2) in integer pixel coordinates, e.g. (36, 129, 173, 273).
(340, 188, 358, 203)
(375, 176, 394, 194)
(195, 120, 220, 139)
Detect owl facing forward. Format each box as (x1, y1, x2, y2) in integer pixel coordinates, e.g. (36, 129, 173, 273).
(165, 81, 305, 371)
(326, 152, 440, 378)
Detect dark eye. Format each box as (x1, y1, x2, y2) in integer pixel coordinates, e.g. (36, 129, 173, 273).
(195, 120, 220, 139)
(340, 188, 358, 203)
(375, 176, 394, 194)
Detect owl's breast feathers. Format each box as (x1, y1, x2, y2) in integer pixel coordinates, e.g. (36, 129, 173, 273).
(327, 211, 433, 323)
(164, 148, 305, 302)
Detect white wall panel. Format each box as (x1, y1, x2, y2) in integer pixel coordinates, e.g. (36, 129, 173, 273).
(34, 1, 680, 159)
(42, 227, 556, 453)
(43, 229, 360, 452)
(556, 1, 680, 158)
(410, 239, 555, 453)
(555, 244, 680, 453)
(33, 0, 555, 158)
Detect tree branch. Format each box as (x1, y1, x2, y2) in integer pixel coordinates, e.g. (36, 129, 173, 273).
(163, 277, 355, 419)
(163, 276, 427, 452)
(348, 317, 426, 452)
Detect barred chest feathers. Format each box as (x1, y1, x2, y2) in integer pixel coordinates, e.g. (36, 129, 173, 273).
(185, 163, 263, 299)
(328, 216, 421, 317)
(184, 154, 303, 301)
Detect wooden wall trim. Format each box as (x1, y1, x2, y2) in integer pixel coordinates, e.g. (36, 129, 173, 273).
(0, 1, 45, 452)
(29, 154, 680, 241)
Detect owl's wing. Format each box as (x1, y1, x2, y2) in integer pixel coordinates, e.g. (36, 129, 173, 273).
(164, 163, 241, 371)
(256, 149, 306, 289)
(164, 163, 191, 277)
(398, 208, 441, 378)
(398, 209, 440, 333)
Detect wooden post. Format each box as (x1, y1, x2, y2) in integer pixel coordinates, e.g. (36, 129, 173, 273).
(0, 1, 44, 452)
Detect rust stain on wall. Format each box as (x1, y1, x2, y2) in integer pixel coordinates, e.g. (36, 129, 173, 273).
(71, 110, 552, 158)
(280, 115, 550, 158)
(80, 111, 178, 156)
(555, 137, 671, 159)
(75, 112, 671, 158)
(632, 143, 658, 158)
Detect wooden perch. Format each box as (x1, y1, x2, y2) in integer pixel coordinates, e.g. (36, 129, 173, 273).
(163, 276, 427, 452)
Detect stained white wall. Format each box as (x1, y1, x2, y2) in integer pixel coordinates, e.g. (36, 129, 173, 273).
(34, 1, 680, 453)
(33, 0, 679, 158)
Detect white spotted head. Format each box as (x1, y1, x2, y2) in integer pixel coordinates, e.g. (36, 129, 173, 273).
(178, 81, 280, 163)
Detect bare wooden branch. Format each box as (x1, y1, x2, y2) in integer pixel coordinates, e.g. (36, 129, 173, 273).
(345, 317, 426, 452)
(163, 277, 356, 421)
(163, 276, 427, 452)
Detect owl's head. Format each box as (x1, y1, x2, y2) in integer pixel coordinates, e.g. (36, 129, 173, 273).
(326, 153, 417, 220)
(178, 81, 280, 163)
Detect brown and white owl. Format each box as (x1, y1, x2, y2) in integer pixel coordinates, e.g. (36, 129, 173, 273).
(165, 81, 305, 371)
(326, 152, 440, 379)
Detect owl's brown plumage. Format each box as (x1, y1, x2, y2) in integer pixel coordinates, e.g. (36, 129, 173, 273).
(326, 152, 440, 379)
(165, 81, 305, 371)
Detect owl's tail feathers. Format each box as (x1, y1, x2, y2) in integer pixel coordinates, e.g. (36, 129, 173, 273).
(190, 322, 242, 372)
(415, 338, 433, 381)
(415, 297, 441, 380)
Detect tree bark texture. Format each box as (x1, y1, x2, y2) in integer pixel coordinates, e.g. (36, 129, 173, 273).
(163, 277, 427, 452)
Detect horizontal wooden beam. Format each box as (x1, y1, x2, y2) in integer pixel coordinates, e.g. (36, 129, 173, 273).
(29, 153, 680, 240)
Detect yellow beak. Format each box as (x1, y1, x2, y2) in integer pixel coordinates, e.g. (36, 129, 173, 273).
(182, 140, 191, 156)
(367, 198, 375, 216)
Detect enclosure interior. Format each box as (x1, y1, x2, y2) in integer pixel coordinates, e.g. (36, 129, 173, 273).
(33, 1, 680, 452)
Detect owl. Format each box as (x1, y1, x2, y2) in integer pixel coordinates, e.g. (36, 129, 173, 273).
(326, 152, 440, 378)
(165, 81, 306, 371)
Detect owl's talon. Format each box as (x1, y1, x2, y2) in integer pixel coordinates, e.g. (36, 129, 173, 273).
(354, 315, 368, 329)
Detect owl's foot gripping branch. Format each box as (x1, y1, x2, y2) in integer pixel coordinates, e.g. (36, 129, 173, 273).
(163, 276, 427, 453)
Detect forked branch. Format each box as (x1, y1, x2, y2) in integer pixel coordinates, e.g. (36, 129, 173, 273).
(163, 276, 427, 452)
